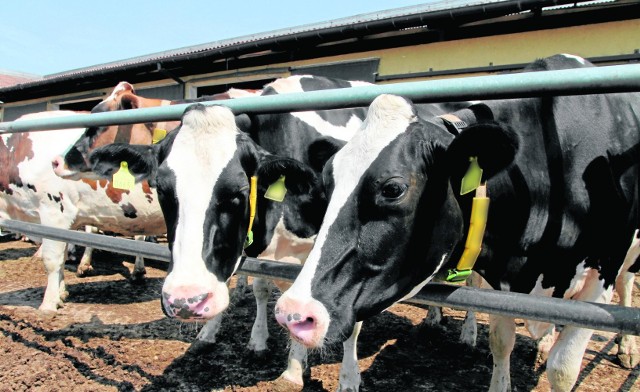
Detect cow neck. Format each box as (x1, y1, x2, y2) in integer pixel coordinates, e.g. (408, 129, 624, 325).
(113, 124, 133, 144)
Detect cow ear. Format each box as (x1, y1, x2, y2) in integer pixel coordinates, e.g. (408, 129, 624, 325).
(89, 144, 158, 185)
(257, 156, 319, 195)
(235, 113, 252, 133)
(308, 137, 345, 173)
(120, 93, 141, 110)
(445, 122, 519, 188)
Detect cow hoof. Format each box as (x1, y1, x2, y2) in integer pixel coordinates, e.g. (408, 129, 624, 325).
(618, 352, 640, 369)
(248, 348, 269, 363)
(189, 340, 216, 354)
(38, 303, 59, 315)
(130, 272, 146, 284)
(30, 255, 44, 264)
(76, 265, 94, 277)
(270, 376, 303, 392)
(337, 384, 359, 392)
(59, 290, 70, 302)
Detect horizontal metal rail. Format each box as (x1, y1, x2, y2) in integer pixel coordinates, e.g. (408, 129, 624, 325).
(2, 64, 640, 134)
(2, 218, 638, 336)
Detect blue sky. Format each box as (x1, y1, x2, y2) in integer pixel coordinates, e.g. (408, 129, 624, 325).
(2, 0, 436, 76)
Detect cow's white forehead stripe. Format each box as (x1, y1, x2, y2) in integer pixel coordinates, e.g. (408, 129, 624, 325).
(167, 106, 239, 282)
(288, 95, 416, 298)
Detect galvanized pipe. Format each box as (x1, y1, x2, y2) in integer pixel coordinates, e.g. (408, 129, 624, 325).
(2, 218, 639, 336)
(1, 64, 640, 133)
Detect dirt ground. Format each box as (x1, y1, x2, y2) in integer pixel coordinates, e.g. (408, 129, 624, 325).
(0, 238, 638, 392)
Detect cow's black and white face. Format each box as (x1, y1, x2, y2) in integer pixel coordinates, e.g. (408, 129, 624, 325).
(275, 95, 518, 347)
(89, 104, 319, 321)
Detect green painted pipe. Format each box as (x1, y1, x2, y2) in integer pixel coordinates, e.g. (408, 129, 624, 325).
(2, 63, 640, 134)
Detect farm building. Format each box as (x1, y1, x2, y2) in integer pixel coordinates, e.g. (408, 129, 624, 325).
(0, 0, 638, 121)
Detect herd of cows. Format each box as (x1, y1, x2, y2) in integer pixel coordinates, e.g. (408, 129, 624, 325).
(1, 53, 639, 391)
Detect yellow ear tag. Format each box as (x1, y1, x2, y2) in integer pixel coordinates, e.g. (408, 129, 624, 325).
(152, 128, 167, 144)
(112, 161, 136, 190)
(460, 157, 483, 195)
(264, 175, 287, 202)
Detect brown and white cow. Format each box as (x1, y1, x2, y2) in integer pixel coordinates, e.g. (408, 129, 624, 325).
(0, 110, 167, 312)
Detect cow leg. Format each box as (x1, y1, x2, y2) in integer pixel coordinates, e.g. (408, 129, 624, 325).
(130, 235, 147, 283)
(77, 226, 97, 277)
(546, 268, 614, 392)
(459, 271, 484, 347)
(248, 277, 272, 354)
(536, 325, 558, 363)
(488, 314, 515, 392)
(39, 238, 68, 312)
(460, 308, 478, 347)
(195, 313, 224, 343)
(278, 339, 307, 387)
(615, 231, 639, 368)
(338, 321, 363, 392)
(615, 270, 639, 368)
(423, 306, 443, 327)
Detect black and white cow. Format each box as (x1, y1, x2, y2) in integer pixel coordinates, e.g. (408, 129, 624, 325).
(275, 54, 640, 391)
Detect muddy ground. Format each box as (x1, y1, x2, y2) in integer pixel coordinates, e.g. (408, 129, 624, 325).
(0, 238, 638, 391)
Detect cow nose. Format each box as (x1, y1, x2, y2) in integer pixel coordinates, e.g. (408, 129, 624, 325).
(51, 156, 62, 169)
(161, 289, 217, 320)
(275, 295, 328, 348)
(51, 156, 67, 176)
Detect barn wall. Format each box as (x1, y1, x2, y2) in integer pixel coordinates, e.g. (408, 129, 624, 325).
(376, 19, 640, 80)
(2, 103, 48, 122)
(182, 19, 639, 90)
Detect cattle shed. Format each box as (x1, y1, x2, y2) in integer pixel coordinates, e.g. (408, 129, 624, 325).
(0, 0, 638, 121)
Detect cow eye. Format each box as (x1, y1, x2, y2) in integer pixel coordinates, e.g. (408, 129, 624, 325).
(381, 179, 408, 199)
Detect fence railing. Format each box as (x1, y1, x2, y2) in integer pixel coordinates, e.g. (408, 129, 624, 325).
(1, 64, 640, 336)
(1, 64, 640, 133)
(1, 218, 639, 336)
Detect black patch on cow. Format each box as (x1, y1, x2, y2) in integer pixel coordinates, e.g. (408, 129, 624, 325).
(60, 205, 64, 213)
(52, 195, 61, 203)
(524, 54, 594, 72)
(27, 184, 37, 192)
(200, 148, 250, 281)
(121, 203, 138, 219)
(47, 193, 52, 201)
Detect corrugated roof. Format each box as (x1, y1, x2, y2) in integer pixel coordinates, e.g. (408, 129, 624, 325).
(42, 0, 505, 80)
(0, 0, 623, 98)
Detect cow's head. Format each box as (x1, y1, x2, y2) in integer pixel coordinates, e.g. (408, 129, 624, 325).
(275, 95, 518, 347)
(52, 81, 176, 179)
(88, 104, 322, 320)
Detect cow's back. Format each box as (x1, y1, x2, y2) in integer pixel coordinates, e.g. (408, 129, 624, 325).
(248, 75, 369, 167)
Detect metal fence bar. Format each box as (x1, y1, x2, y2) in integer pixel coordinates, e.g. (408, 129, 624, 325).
(2, 64, 640, 134)
(2, 218, 639, 336)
